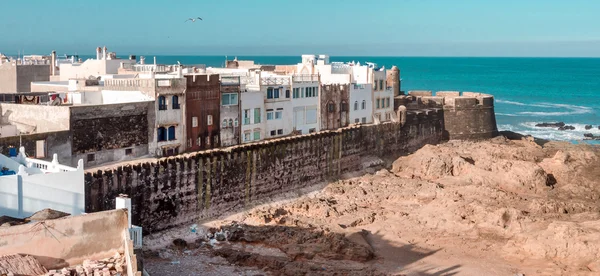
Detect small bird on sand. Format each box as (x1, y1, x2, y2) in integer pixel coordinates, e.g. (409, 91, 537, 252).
(185, 17, 203, 22)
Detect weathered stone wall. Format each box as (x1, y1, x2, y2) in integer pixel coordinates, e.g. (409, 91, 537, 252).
(398, 91, 498, 140)
(84, 109, 444, 233)
(16, 64, 50, 92)
(70, 102, 152, 167)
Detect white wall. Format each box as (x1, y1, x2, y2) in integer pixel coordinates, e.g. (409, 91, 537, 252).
(59, 59, 134, 81)
(350, 84, 373, 124)
(290, 81, 320, 134)
(263, 84, 292, 139)
(0, 103, 71, 134)
(240, 91, 265, 143)
(0, 161, 84, 218)
(101, 90, 153, 104)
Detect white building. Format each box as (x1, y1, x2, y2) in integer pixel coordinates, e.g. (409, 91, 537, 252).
(239, 89, 265, 143)
(290, 74, 320, 134)
(0, 147, 84, 218)
(58, 46, 136, 81)
(372, 69, 394, 123)
(350, 83, 373, 124)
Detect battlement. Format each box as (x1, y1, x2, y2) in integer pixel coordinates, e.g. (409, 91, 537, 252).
(402, 90, 495, 109)
(185, 74, 220, 86)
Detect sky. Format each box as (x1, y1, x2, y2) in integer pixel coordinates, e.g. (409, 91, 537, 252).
(1, 0, 600, 57)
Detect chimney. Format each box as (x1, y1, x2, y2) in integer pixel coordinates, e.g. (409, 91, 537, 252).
(177, 65, 183, 78)
(103, 46, 107, 60)
(154, 56, 157, 65)
(96, 47, 102, 60)
(140, 56, 145, 65)
(51, 51, 57, 76)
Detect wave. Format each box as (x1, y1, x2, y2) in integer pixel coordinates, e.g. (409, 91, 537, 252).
(496, 113, 519, 117)
(505, 122, 600, 141)
(495, 99, 527, 106)
(517, 102, 594, 116)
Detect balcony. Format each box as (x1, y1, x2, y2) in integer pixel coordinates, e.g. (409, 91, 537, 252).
(292, 74, 319, 83)
(260, 76, 290, 86)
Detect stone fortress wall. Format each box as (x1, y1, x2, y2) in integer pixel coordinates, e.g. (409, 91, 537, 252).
(85, 109, 445, 233)
(395, 90, 498, 140)
(84, 90, 498, 233)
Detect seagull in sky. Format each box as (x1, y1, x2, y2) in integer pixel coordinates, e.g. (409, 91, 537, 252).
(185, 17, 203, 22)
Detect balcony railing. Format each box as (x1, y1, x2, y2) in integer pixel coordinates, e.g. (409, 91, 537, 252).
(129, 225, 143, 249)
(292, 74, 319, 83)
(260, 76, 290, 86)
(25, 154, 78, 173)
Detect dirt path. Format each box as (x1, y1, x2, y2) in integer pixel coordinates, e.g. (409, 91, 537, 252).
(145, 136, 600, 275)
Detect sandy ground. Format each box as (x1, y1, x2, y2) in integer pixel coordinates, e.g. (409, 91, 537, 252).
(144, 134, 600, 275)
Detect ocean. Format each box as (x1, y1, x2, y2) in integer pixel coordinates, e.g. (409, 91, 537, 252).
(90, 55, 600, 142)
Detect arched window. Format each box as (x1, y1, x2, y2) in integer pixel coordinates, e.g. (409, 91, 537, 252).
(158, 96, 167, 110)
(222, 119, 228, 128)
(228, 119, 233, 127)
(172, 95, 180, 109)
(354, 101, 358, 111)
(157, 127, 167, 142)
(168, 126, 176, 140)
(327, 101, 335, 113)
(361, 100, 366, 110)
(340, 101, 348, 112)
(234, 118, 239, 127)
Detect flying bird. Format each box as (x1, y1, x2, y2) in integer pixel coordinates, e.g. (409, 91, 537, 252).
(185, 17, 203, 22)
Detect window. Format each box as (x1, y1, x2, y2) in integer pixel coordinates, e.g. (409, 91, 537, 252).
(192, 117, 198, 127)
(277, 129, 283, 135)
(293, 88, 299, 99)
(253, 130, 260, 140)
(222, 93, 238, 106)
(87, 154, 95, 162)
(158, 96, 167, 110)
(361, 100, 366, 110)
(328, 102, 335, 113)
(301, 87, 305, 98)
(270, 130, 276, 136)
(354, 101, 358, 111)
(234, 118, 239, 127)
(274, 88, 280, 98)
(244, 132, 251, 142)
(309, 128, 316, 133)
(267, 109, 274, 120)
(267, 87, 274, 99)
(362, 117, 366, 123)
(157, 127, 167, 142)
(207, 115, 213, 126)
(244, 109, 250, 125)
(168, 126, 176, 140)
(385, 113, 391, 120)
(197, 137, 201, 146)
(314, 87, 318, 97)
(380, 80, 384, 90)
(222, 119, 228, 128)
(254, 108, 261, 123)
(172, 95, 180, 109)
(374, 81, 378, 91)
(341, 101, 348, 112)
(386, 97, 390, 108)
(286, 89, 290, 98)
(206, 136, 211, 146)
(35, 140, 45, 158)
(376, 98, 380, 109)
(125, 148, 133, 155)
(355, 118, 360, 123)
(228, 119, 233, 127)
(275, 108, 283, 119)
(188, 139, 192, 148)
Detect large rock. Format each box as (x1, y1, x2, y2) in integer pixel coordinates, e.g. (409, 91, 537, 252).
(558, 125, 575, 131)
(535, 122, 565, 128)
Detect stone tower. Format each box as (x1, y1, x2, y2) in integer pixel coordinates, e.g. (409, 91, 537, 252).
(390, 66, 401, 96)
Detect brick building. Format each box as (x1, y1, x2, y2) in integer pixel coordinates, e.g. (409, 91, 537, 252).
(185, 74, 221, 151)
(320, 84, 350, 130)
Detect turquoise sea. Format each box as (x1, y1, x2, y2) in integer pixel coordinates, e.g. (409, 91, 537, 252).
(89, 55, 600, 142)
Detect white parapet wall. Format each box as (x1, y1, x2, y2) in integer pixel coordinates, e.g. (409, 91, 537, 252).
(0, 147, 84, 218)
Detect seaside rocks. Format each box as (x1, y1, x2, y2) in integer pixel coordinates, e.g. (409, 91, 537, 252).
(584, 133, 600, 140)
(558, 125, 575, 131)
(536, 122, 565, 128)
(585, 125, 593, 130)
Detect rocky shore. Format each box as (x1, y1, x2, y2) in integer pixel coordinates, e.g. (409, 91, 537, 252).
(144, 132, 600, 275)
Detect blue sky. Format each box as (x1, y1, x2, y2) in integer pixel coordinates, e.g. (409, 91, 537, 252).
(1, 0, 599, 56)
